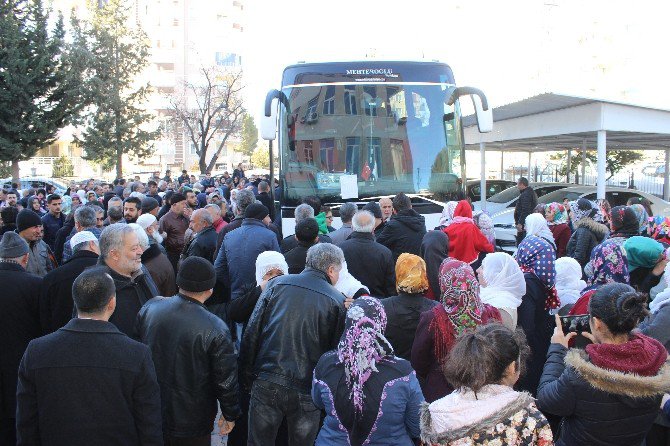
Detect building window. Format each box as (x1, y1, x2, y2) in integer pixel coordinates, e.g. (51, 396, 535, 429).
(304, 141, 314, 165)
(189, 142, 198, 155)
(303, 96, 318, 123)
(346, 137, 360, 174)
(363, 86, 378, 116)
(215, 52, 241, 67)
(322, 86, 335, 115)
(344, 86, 357, 115)
(320, 138, 335, 172)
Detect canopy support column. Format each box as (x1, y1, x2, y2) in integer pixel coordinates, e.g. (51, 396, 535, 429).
(500, 151, 504, 180)
(480, 142, 487, 210)
(581, 139, 587, 185)
(597, 130, 606, 200)
(527, 152, 532, 180)
(664, 148, 670, 201)
(566, 148, 572, 183)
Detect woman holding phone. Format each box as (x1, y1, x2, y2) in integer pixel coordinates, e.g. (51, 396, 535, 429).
(537, 283, 670, 446)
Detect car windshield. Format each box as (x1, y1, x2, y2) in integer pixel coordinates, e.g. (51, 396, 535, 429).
(538, 189, 585, 204)
(487, 186, 520, 203)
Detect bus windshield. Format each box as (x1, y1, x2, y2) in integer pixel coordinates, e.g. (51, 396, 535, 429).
(279, 81, 463, 206)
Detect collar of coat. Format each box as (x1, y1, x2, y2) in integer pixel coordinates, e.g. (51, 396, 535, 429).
(419, 391, 534, 444)
(565, 348, 670, 398)
(574, 217, 609, 239)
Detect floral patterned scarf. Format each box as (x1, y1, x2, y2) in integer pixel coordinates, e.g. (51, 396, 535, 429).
(515, 235, 560, 310)
(337, 296, 394, 415)
(438, 258, 484, 335)
(630, 204, 650, 235)
(584, 240, 630, 292)
(430, 258, 484, 362)
(546, 202, 567, 226)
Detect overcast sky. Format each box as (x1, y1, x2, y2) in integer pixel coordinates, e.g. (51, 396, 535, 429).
(241, 0, 670, 120)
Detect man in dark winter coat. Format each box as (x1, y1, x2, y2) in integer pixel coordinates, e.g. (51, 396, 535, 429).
(241, 243, 346, 445)
(0, 233, 42, 445)
(216, 189, 256, 250)
(183, 208, 218, 264)
(339, 210, 396, 297)
(17, 209, 58, 277)
(255, 181, 275, 221)
(40, 231, 99, 334)
(41, 194, 64, 251)
(514, 177, 538, 245)
(137, 214, 176, 298)
(16, 267, 163, 446)
(284, 218, 319, 274)
(215, 202, 280, 301)
(136, 257, 240, 445)
(99, 223, 159, 337)
(377, 193, 427, 263)
(280, 203, 332, 253)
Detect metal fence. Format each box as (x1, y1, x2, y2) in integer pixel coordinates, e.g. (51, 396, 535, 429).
(501, 166, 666, 198)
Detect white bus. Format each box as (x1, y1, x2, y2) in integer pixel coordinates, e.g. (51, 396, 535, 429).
(260, 61, 492, 235)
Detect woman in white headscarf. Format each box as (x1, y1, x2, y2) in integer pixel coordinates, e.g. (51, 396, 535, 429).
(477, 252, 526, 329)
(436, 201, 458, 229)
(228, 251, 288, 325)
(554, 257, 586, 313)
(335, 260, 369, 300)
(525, 213, 556, 250)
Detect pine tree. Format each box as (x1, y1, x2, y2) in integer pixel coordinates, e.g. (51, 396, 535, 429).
(239, 113, 259, 157)
(74, 0, 158, 178)
(0, 0, 86, 181)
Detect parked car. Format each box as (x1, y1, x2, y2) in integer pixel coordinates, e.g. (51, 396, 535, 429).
(0, 177, 68, 195)
(465, 179, 516, 202)
(472, 182, 573, 215)
(492, 186, 670, 252)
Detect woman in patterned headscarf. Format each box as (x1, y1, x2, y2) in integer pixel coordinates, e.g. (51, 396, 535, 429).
(545, 202, 571, 257)
(312, 296, 423, 446)
(436, 201, 458, 229)
(411, 258, 501, 403)
(515, 234, 558, 395)
(566, 198, 609, 268)
(569, 239, 630, 315)
(630, 203, 650, 236)
(648, 215, 670, 245)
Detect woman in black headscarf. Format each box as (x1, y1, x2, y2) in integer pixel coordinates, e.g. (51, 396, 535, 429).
(420, 230, 449, 301)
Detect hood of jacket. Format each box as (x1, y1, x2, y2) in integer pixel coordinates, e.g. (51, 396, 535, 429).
(566, 346, 670, 398)
(454, 200, 473, 219)
(575, 217, 609, 240)
(420, 385, 534, 444)
(141, 243, 163, 262)
(393, 208, 426, 231)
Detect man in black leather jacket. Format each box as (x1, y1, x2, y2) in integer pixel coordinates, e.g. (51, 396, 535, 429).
(241, 243, 347, 446)
(136, 257, 240, 445)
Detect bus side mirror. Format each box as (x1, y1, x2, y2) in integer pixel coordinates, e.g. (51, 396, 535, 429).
(473, 95, 492, 133)
(261, 90, 279, 141)
(261, 89, 292, 141)
(447, 86, 493, 133)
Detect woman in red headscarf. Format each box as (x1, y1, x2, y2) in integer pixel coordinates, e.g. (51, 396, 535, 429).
(443, 200, 494, 270)
(410, 258, 501, 403)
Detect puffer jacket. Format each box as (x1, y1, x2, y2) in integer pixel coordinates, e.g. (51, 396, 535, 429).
(136, 294, 241, 436)
(537, 337, 670, 446)
(377, 209, 427, 263)
(240, 268, 346, 393)
(566, 217, 608, 268)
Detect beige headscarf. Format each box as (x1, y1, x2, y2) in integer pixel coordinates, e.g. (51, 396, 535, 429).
(395, 253, 429, 293)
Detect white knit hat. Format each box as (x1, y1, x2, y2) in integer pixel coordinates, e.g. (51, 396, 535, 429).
(255, 251, 288, 286)
(335, 260, 369, 297)
(70, 230, 98, 249)
(136, 213, 157, 230)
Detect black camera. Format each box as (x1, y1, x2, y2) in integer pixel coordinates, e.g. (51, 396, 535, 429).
(559, 314, 591, 335)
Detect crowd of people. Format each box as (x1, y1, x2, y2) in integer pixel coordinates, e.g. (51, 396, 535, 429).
(1, 171, 670, 446)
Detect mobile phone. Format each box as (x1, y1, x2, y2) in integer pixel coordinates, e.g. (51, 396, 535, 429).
(559, 314, 591, 336)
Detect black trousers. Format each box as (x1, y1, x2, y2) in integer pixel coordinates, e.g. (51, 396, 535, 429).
(247, 379, 320, 446)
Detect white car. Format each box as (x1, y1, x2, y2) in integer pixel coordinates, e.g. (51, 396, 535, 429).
(492, 186, 670, 252)
(473, 182, 573, 215)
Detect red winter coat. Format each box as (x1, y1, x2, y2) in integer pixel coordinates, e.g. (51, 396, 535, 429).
(549, 223, 571, 258)
(443, 201, 494, 264)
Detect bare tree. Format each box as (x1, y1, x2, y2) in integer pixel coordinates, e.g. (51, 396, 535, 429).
(169, 67, 245, 173)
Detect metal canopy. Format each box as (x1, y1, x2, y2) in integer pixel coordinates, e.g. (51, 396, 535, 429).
(461, 93, 670, 201)
(462, 93, 670, 152)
